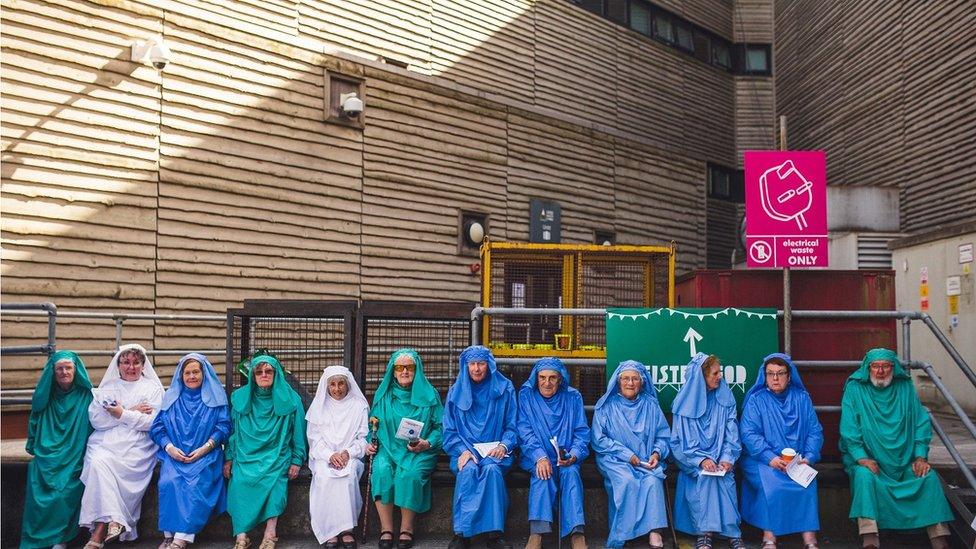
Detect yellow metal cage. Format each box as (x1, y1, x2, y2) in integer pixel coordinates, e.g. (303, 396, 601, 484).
(480, 241, 676, 358)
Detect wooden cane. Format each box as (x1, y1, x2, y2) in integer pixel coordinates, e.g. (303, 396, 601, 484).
(361, 416, 380, 544)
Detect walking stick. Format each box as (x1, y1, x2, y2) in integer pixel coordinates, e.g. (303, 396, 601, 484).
(361, 416, 380, 544)
(663, 471, 678, 549)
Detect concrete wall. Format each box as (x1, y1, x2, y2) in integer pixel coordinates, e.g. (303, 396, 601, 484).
(892, 224, 976, 415)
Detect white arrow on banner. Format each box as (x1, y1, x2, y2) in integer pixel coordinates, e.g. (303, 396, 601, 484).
(683, 327, 703, 357)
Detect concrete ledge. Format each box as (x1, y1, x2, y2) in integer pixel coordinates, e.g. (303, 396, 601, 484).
(2, 454, 880, 548)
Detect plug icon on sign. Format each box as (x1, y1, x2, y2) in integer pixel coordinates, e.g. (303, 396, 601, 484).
(759, 160, 814, 230)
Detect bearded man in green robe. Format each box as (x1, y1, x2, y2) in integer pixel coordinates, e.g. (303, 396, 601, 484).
(839, 348, 953, 549)
(225, 354, 307, 549)
(20, 351, 93, 549)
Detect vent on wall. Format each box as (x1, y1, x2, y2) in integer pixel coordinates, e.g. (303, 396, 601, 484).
(857, 233, 900, 269)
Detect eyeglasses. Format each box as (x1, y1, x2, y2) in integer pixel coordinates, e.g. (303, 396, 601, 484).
(766, 370, 789, 378)
(869, 362, 893, 371)
(394, 364, 416, 373)
(254, 367, 275, 376)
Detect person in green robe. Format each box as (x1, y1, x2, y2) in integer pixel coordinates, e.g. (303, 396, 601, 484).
(839, 348, 953, 549)
(367, 349, 444, 549)
(20, 351, 93, 549)
(224, 354, 307, 549)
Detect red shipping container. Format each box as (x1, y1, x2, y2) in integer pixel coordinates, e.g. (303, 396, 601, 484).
(676, 270, 897, 460)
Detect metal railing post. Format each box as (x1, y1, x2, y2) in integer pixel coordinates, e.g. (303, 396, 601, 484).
(919, 313, 976, 388)
(901, 317, 911, 365)
(46, 302, 57, 354)
(115, 317, 124, 350)
(915, 362, 976, 441)
(929, 412, 976, 493)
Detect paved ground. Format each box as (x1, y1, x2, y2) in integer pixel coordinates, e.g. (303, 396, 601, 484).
(111, 535, 940, 549)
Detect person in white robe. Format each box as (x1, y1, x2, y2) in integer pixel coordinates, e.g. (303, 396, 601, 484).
(78, 343, 164, 548)
(306, 366, 369, 548)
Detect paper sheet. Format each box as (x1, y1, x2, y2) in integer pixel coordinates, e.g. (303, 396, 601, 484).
(700, 468, 727, 477)
(473, 441, 501, 458)
(786, 456, 818, 488)
(395, 418, 424, 441)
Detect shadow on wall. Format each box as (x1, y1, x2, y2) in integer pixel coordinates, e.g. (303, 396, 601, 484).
(0, 0, 725, 388)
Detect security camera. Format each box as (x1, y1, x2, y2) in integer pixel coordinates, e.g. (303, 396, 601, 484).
(148, 40, 171, 70)
(131, 36, 171, 71)
(339, 92, 364, 118)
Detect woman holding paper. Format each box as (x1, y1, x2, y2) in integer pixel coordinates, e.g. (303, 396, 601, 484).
(591, 360, 670, 549)
(740, 354, 823, 549)
(79, 343, 164, 547)
(307, 366, 369, 548)
(367, 349, 443, 549)
(670, 353, 744, 549)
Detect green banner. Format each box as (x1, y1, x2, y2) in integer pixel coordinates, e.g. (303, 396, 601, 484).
(606, 307, 778, 411)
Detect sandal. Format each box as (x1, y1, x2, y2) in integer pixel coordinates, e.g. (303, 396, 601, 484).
(170, 540, 189, 549)
(341, 531, 358, 549)
(398, 530, 414, 549)
(104, 522, 125, 544)
(729, 539, 747, 549)
(258, 537, 278, 549)
(233, 535, 252, 549)
(762, 541, 777, 549)
(804, 545, 819, 549)
(325, 537, 340, 549)
(379, 530, 395, 549)
(84, 543, 105, 549)
(695, 534, 713, 549)
(159, 538, 173, 549)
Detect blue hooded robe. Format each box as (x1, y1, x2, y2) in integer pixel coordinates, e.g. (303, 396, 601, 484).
(740, 353, 823, 535)
(150, 353, 231, 535)
(517, 357, 590, 538)
(443, 346, 518, 537)
(591, 360, 671, 549)
(670, 353, 742, 538)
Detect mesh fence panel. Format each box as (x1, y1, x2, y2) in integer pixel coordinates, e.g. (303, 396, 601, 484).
(487, 257, 565, 348)
(243, 316, 347, 396)
(362, 317, 469, 400)
(576, 253, 671, 347)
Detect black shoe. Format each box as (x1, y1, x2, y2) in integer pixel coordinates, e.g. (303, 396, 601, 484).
(378, 531, 395, 549)
(447, 534, 471, 549)
(339, 531, 357, 549)
(486, 533, 513, 549)
(397, 531, 414, 549)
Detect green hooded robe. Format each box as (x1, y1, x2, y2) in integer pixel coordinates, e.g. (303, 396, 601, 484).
(226, 355, 307, 534)
(839, 348, 953, 529)
(20, 351, 93, 549)
(369, 349, 444, 512)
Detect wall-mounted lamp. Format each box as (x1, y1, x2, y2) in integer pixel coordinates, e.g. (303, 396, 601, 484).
(459, 211, 488, 256)
(339, 92, 364, 118)
(131, 36, 172, 70)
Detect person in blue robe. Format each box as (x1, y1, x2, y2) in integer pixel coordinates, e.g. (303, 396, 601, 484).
(443, 345, 518, 549)
(517, 357, 591, 549)
(149, 353, 232, 549)
(740, 353, 823, 549)
(591, 360, 671, 549)
(671, 353, 744, 549)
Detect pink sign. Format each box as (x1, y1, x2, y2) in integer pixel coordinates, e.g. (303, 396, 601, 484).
(745, 150, 828, 268)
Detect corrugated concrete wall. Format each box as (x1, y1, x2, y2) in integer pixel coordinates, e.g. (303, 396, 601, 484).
(774, 0, 976, 236)
(1, 0, 774, 387)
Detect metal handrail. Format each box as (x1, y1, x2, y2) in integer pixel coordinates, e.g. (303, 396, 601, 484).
(930, 412, 976, 494)
(0, 302, 57, 356)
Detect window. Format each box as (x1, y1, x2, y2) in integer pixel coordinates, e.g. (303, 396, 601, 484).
(674, 20, 694, 53)
(565, 0, 770, 76)
(606, 0, 627, 24)
(652, 11, 674, 44)
(711, 40, 731, 70)
(574, 0, 603, 15)
(629, 2, 651, 36)
(458, 211, 489, 255)
(708, 164, 744, 202)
